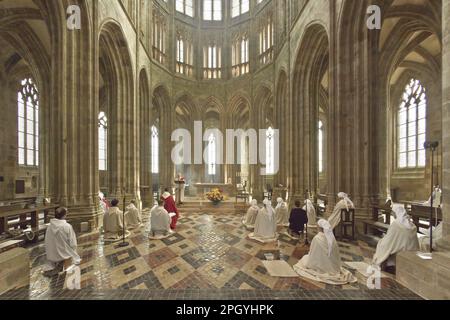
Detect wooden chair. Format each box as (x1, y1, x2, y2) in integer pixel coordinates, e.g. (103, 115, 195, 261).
(235, 184, 250, 203)
(339, 209, 355, 240)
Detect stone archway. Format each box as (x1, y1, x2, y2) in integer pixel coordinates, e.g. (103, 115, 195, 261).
(292, 23, 329, 203)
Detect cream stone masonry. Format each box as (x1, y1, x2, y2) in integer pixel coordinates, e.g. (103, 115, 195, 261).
(0, 1, 445, 232)
(0, 248, 30, 295)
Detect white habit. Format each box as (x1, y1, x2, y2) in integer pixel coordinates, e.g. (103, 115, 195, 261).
(125, 203, 142, 229)
(328, 193, 354, 230)
(293, 220, 357, 285)
(150, 206, 172, 237)
(372, 205, 420, 266)
(45, 219, 81, 266)
(275, 198, 290, 227)
(303, 199, 317, 227)
(243, 199, 259, 228)
(419, 222, 443, 252)
(103, 206, 127, 240)
(249, 200, 278, 243)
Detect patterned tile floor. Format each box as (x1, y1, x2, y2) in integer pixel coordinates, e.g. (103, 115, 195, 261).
(0, 209, 421, 300)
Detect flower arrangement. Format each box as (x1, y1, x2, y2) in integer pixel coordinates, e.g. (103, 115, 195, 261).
(206, 188, 224, 204)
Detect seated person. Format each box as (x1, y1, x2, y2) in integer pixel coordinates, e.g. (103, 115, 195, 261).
(288, 200, 308, 237)
(103, 199, 129, 240)
(243, 199, 259, 228)
(125, 200, 142, 229)
(372, 204, 420, 267)
(275, 197, 290, 227)
(249, 199, 278, 243)
(44, 207, 81, 274)
(328, 192, 354, 230)
(293, 219, 357, 285)
(303, 199, 317, 227)
(150, 199, 172, 238)
(161, 188, 179, 230)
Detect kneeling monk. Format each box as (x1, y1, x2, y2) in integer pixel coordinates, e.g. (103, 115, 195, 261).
(45, 207, 81, 272)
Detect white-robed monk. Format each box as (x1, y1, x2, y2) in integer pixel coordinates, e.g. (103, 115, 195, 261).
(372, 204, 420, 266)
(275, 198, 290, 227)
(249, 199, 278, 243)
(45, 207, 81, 272)
(328, 192, 354, 230)
(243, 199, 259, 228)
(103, 199, 129, 240)
(293, 219, 357, 285)
(303, 199, 317, 227)
(150, 200, 172, 238)
(125, 200, 142, 229)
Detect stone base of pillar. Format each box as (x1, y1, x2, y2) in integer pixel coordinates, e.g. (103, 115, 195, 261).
(396, 251, 450, 300)
(67, 205, 102, 233)
(437, 235, 450, 251)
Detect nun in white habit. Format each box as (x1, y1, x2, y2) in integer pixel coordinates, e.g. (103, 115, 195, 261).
(293, 219, 357, 285)
(303, 199, 317, 227)
(275, 197, 290, 227)
(328, 192, 354, 230)
(249, 199, 278, 243)
(243, 199, 259, 228)
(372, 204, 420, 266)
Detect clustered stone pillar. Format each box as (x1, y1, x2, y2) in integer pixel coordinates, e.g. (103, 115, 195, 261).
(47, 0, 99, 231)
(442, 0, 450, 241)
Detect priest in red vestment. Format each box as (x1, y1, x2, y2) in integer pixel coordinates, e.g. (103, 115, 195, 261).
(161, 189, 179, 230)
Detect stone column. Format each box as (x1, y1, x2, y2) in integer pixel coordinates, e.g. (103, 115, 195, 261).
(46, 0, 99, 231)
(442, 0, 450, 240)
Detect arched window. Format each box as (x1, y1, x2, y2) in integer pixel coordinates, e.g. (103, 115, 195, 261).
(397, 79, 427, 169)
(266, 127, 275, 175)
(151, 125, 159, 174)
(176, 33, 194, 76)
(203, 44, 222, 79)
(232, 35, 249, 77)
(18, 78, 39, 166)
(98, 112, 108, 171)
(318, 120, 324, 174)
(208, 133, 216, 175)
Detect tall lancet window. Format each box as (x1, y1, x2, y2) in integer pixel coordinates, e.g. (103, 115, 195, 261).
(266, 127, 275, 175)
(318, 120, 324, 174)
(397, 79, 427, 169)
(151, 125, 159, 174)
(18, 78, 39, 166)
(208, 133, 216, 175)
(98, 112, 108, 171)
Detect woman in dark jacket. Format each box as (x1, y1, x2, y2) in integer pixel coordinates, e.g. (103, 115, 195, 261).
(289, 200, 308, 236)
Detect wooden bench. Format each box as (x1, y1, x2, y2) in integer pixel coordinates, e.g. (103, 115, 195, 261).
(0, 240, 25, 254)
(339, 209, 356, 241)
(0, 205, 58, 243)
(363, 220, 390, 235)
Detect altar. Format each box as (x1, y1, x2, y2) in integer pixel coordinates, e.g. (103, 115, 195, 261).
(194, 183, 235, 196)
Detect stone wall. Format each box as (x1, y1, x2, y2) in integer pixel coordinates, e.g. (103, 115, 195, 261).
(0, 248, 30, 295)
